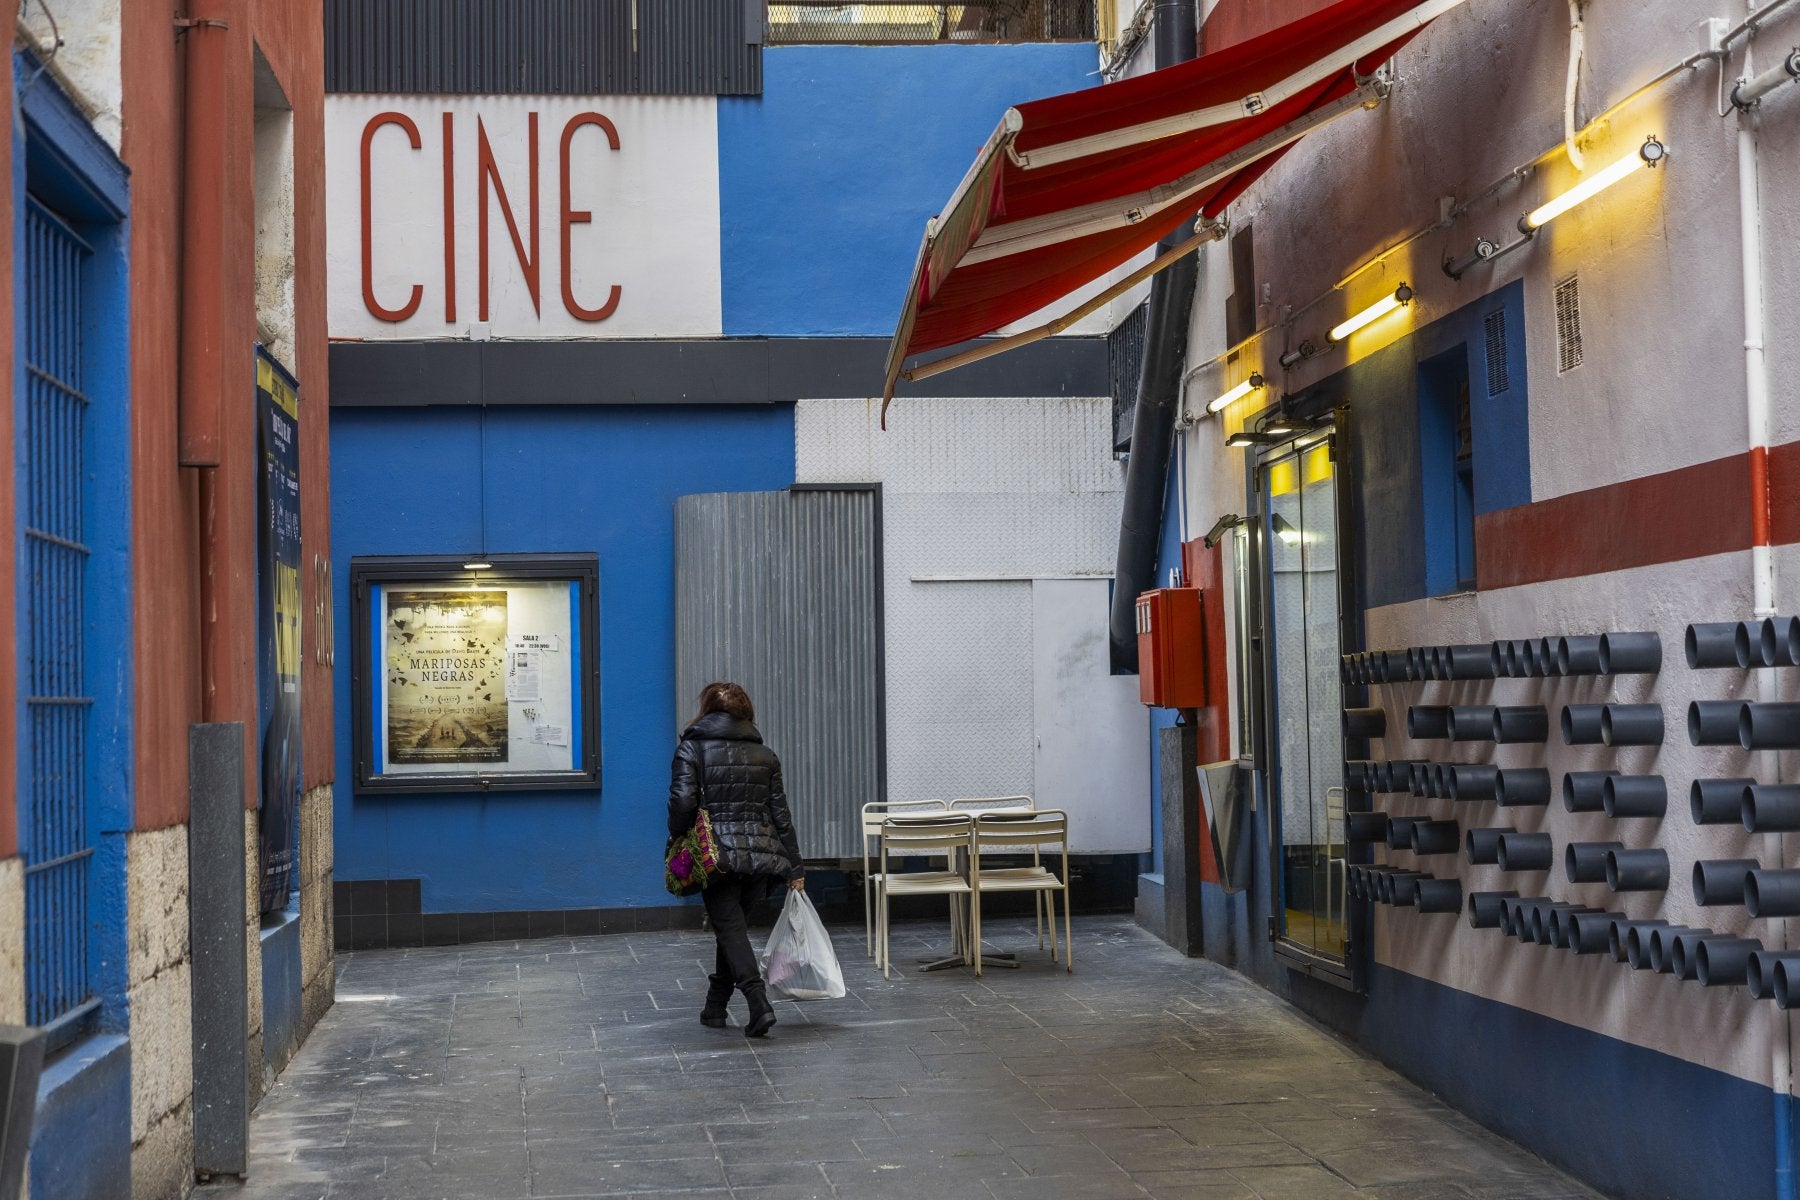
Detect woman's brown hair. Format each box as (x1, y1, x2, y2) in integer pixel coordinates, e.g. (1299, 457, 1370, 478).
(694, 681, 754, 725)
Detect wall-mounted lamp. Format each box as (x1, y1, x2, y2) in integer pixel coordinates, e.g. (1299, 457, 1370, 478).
(1271, 514, 1301, 545)
(1329, 284, 1413, 343)
(463, 561, 492, 572)
(1201, 513, 1243, 548)
(1279, 341, 1317, 370)
(1207, 372, 1265, 415)
(1519, 136, 1665, 233)
(1226, 430, 1282, 449)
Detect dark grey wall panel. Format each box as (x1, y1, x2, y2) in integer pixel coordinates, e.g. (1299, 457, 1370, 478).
(330, 337, 1111, 407)
(190, 723, 249, 1178)
(676, 487, 883, 859)
(326, 0, 762, 96)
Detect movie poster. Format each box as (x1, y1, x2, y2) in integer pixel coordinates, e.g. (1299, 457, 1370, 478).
(385, 591, 510, 764)
(256, 350, 301, 916)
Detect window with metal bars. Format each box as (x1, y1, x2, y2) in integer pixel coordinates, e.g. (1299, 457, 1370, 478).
(21, 196, 99, 1051)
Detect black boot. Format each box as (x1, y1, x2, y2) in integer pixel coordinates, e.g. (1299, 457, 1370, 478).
(700, 974, 732, 1028)
(743, 982, 777, 1038)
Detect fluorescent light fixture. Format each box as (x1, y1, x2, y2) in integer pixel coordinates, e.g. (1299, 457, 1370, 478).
(462, 561, 492, 571)
(1329, 284, 1414, 343)
(1272, 514, 1301, 544)
(1521, 136, 1665, 232)
(1207, 372, 1266, 415)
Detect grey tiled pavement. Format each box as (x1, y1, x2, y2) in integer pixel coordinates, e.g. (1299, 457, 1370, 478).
(203, 916, 1601, 1200)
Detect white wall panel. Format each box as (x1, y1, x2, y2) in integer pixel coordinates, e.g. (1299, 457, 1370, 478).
(797, 397, 1147, 851)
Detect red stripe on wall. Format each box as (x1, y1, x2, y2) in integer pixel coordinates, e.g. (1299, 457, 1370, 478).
(1474, 453, 1755, 591)
(1768, 440, 1800, 549)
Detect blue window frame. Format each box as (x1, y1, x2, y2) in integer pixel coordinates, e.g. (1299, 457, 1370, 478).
(14, 53, 132, 1054)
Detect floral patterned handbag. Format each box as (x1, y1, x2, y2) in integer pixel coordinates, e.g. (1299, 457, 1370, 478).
(665, 807, 720, 897)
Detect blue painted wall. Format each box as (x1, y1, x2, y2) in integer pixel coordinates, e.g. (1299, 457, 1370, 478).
(331, 405, 796, 912)
(718, 43, 1099, 337)
(1292, 281, 1531, 611)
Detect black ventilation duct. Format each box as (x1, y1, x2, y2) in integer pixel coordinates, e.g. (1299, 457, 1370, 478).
(1108, 0, 1200, 672)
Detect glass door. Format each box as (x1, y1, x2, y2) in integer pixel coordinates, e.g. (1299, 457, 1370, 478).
(1260, 434, 1346, 963)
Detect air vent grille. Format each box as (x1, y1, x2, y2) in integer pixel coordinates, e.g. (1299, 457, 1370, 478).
(1554, 275, 1583, 373)
(1483, 311, 1509, 395)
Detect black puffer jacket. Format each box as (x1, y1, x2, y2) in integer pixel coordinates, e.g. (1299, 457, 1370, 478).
(668, 712, 803, 880)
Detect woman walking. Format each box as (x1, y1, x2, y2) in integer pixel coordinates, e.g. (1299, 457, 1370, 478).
(669, 681, 804, 1037)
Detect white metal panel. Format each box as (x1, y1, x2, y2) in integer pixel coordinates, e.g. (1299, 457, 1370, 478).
(797, 396, 1133, 852)
(1032, 579, 1150, 852)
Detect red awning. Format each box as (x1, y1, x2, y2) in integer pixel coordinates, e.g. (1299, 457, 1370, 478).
(881, 0, 1469, 415)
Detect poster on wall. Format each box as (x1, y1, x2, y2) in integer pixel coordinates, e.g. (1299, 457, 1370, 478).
(256, 348, 302, 915)
(385, 590, 510, 765)
(351, 555, 600, 793)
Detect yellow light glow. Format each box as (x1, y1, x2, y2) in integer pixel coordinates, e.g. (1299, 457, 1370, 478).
(1524, 145, 1649, 230)
(1329, 287, 1410, 343)
(1207, 374, 1263, 414)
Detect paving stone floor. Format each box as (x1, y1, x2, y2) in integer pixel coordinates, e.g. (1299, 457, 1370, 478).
(202, 916, 1601, 1200)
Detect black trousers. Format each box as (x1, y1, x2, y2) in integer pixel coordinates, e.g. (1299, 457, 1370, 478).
(702, 873, 765, 994)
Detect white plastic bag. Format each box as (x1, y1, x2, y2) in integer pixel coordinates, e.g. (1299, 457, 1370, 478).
(759, 889, 846, 1000)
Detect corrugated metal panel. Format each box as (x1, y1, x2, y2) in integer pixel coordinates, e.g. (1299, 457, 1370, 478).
(326, 0, 763, 96)
(675, 487, 883, 860)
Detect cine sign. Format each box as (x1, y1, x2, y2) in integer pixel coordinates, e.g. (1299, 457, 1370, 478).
(326, 95, 723, 340)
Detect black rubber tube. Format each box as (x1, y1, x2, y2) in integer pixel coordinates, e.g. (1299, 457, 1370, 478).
(1536, 637, 1560, 677)
(1379, 870, 1425, 904)
(1495, 768, 1551, 807)
(1543, 904, 1599, 948)
(1492, 705, 1549, 744)
(1606, 848, 1670, 892)
(1465, 826, 1513, 865)
(1744, 784, 1800, 833)
(1427, 646, 1448, 680)
(1693, 858, 1760, 906)
(1501, 640, 1526, 678)
(1646, 925, 1703, 973)
(1501, 895, 1549, 938)
(1343, 707, 1387, 739)
(1747, 949, 1800, 1001)
(1686, 622, 1742, 669)
(1448, 706, 1499, 742)
(1558, 634, 1604, 676)
(1740, 703, 1800, 749)
(1689, 700, 1747, 746)
(1695, 937, 1762, 985)
(1693, 777, 1756, 824)
(1616, 918, 1669, 967)
(1568, 909, 1624, 956)
(1747, 869, 1800, 918)
(1738, 618, 1799, 668)
(1497, 831, 1553, 872)
(1415, 878, 1462, 914)
(1450, 763, 1499, 802)
(1602, 775, 1667, 819)
(1410, 819, 1460, 855)
(1385, 817, 1417, 851)
(1562, 771, 1618, 813)
(1429, 764, 1453, 799)
(1662, 928, 1713, 980)
(1407, 706, 1450, 740)
(1601, 704, 1665, 746)
(1772, 616, 1800, 665)
(1390, 873, 1428, 906)
(1598, 631, 1662, 675)
(1776, 960, 1800, 1010)
(1467, 890, 1518, 929)
(1447, 643, 1494, 680)
(1345, 811, 1390, 843)
(1565, 841, 1624, 884)
(1561, 704, 1606, 745)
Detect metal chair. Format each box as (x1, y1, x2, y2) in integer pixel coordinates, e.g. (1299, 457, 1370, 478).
(876, 814, 974, 978)
(968, 810, 1073, 976)
(949, 795, 1046, 950)
(861, 800, 948, 957)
